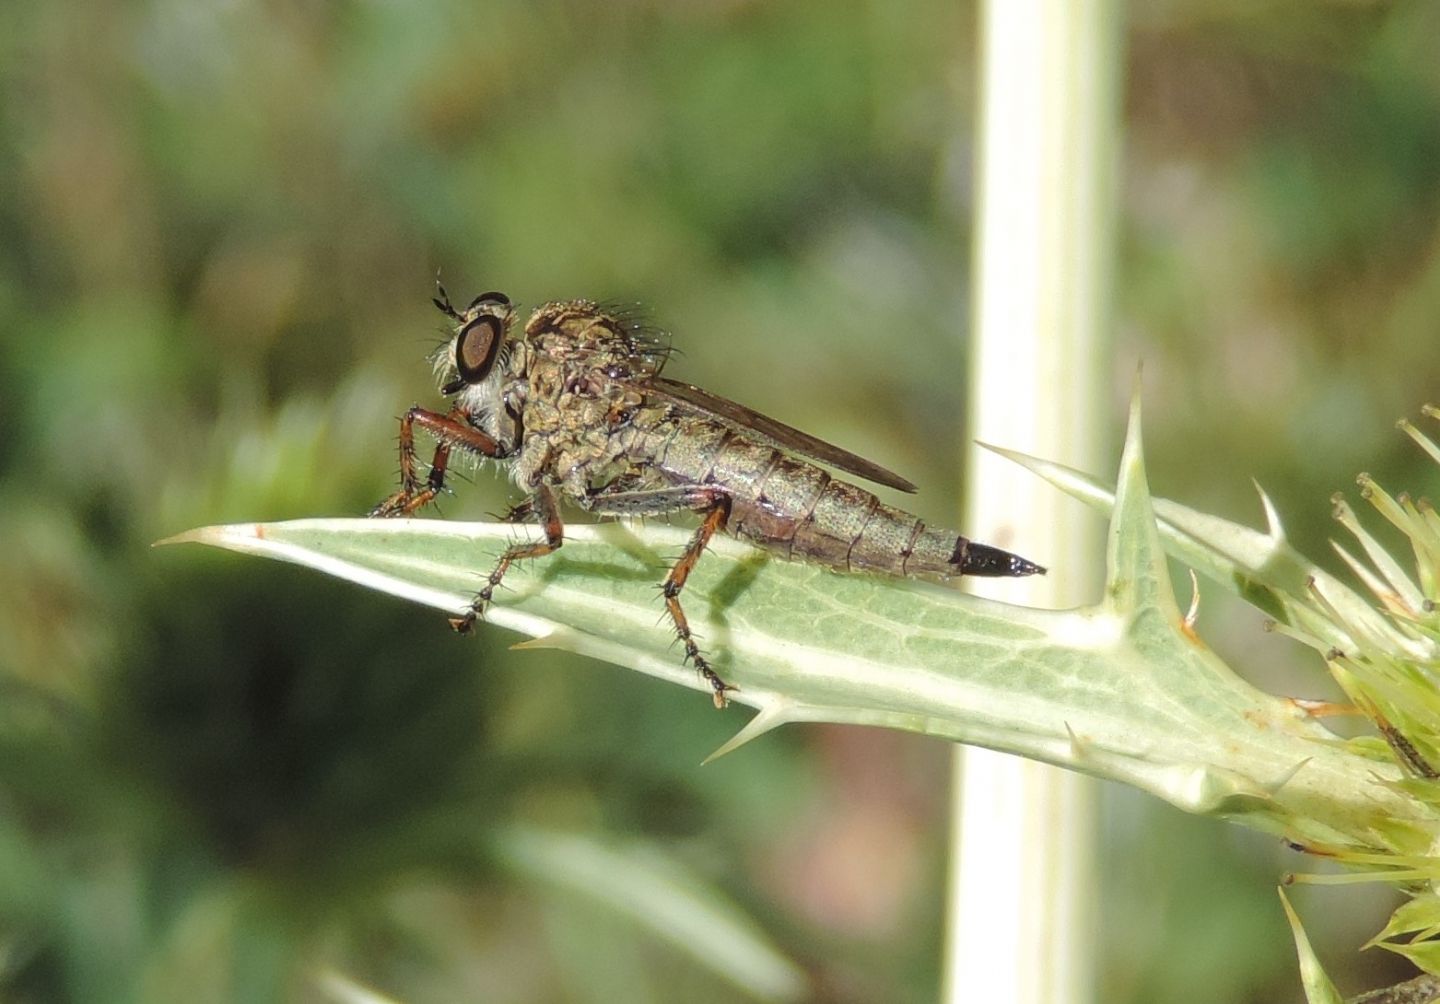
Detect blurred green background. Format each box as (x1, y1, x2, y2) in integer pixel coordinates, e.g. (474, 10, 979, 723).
(2, 1, 1439, 1001)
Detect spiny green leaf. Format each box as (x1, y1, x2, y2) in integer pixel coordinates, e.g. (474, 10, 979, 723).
(1366, 893, 1440, 949)
(1372, 937, 1440, 978)
(157, 402, 1432, 848)
(992, 446, 1412, 657)
(1280, 889, 1344, 1004)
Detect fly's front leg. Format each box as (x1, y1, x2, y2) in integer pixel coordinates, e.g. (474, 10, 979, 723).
(370, 407, 503, 517)
(583, 485, 736, 708)
(450, 483, 564, 634)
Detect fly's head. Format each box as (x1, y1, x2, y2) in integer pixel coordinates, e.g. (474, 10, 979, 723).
(431, 284, 518, 420)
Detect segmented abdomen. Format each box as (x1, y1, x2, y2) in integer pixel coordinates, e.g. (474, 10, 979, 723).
(645, 420, 974, 577)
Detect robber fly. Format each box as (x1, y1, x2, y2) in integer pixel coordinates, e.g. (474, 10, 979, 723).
(371, 285, 1045, 707)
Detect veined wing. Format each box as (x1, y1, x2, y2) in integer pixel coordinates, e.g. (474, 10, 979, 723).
(643, 376, 918, 493)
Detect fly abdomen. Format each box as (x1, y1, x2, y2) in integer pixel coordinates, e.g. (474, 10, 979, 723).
(788, 482, 1045, 579)
(650, 419, 1045, 579)
(904, 527, 1046, 578)
(707, 435, 781, 496)
(790, 479, 885, 571)
(847, 502, 926, 574)
(724, 454, 829, 557)
(653, 417, 731, 486)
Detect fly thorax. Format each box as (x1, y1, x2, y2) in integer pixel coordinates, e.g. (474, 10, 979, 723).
(526, 399, 562, 433)
(557, 390, 612, 432)
(526, 355, 566, 404)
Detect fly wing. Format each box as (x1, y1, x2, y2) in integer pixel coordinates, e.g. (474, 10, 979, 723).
(643, 376, 918, 493)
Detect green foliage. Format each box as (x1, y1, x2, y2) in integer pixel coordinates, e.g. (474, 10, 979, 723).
(1283, 890, 1345, 1004)
(169, 402, 1438, 840)
(4, 0, 1440, 1000)
(174, 401, 1440, 1001)
(163, 400, 1411, 835)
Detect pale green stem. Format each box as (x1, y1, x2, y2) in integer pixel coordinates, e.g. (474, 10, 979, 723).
(947, 2, 1121, 1003)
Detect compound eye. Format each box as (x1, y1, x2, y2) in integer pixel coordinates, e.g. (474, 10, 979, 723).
(469, 290, 510, 310)
(455, 314, 504, 385)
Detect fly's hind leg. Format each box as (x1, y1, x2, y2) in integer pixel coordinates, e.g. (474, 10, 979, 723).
(450, 483, 564, 634)
(582, 485, 735, 708)
(667, 497, 736, 709)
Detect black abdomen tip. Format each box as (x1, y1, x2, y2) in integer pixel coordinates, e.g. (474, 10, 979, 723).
(958, 541, 1047, 578)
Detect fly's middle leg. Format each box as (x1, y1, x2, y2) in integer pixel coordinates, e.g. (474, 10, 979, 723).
(370, 406, 503, 517)
(582, 485, 736, 708)
(450, 483, 564, 633)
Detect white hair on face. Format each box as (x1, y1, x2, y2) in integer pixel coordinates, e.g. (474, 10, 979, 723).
(456, 367, 505, 441)
(424, 332, 505, 448)
(429, 338, 455, 386)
